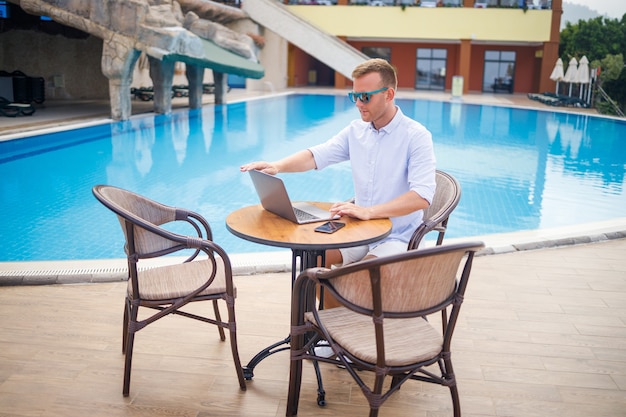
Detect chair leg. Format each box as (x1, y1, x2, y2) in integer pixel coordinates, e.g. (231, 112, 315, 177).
(312, 358, 326, 406)
(390, 375, 402, 390)
(212, 300, 226, 341)
(366, 373, 386, 417)
(286, 357, 303, 416)
(449, 384, 461, 417)
(444, 356, 461, 417)
(368, 408, 380, 417)
(123, 303, 139, 397)
(225, 302, 246, 390)
(228, 324, 247, 390)
(122, 298, 130, 354)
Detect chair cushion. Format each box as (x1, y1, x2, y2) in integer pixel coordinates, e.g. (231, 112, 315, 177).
(306, 307, 442, 366)
(130, 259, 230, 300)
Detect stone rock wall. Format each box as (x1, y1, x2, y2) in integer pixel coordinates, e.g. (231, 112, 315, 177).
(19, 0, 263, 119)
(21, 0, 260, 63)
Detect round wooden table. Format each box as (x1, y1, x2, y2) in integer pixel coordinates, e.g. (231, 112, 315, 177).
(225, 202, 392, 253)
(225, 202, 392, 380)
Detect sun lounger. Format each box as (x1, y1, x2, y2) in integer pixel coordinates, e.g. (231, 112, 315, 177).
(130, 84, 230, 101)
(527, 92, 589, 108)
(131, 87, 154, 101)
(544, 92, 590, 108)
(528, 92, 561, 106)
(0, 96, 36, 117)
(0, 70, 45, 105)
(172, 85, 189, 98)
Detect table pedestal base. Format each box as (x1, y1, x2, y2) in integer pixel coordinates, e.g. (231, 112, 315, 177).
(243, 248, 326, 403)
(227, 205, 390, 409)
(243, 336, 291, 380)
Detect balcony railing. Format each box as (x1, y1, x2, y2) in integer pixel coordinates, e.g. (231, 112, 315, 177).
(285, 1, 552, 10)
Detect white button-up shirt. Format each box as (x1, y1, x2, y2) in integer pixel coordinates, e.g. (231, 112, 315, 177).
(309, 106, 436, 247)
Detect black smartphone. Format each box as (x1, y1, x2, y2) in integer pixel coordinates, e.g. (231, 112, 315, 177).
(314, 221, 345, 234)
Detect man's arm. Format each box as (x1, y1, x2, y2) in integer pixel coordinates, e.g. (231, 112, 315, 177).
(329, 190, 429, 221)
(240, 149, 316, 175)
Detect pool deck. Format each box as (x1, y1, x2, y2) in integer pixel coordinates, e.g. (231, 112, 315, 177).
(0, 88, 625, 417)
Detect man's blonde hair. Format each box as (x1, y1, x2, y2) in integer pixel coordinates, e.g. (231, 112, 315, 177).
(352, 58, 398, 89)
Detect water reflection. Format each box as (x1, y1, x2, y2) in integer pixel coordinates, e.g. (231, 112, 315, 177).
(397, 98, 625, 236)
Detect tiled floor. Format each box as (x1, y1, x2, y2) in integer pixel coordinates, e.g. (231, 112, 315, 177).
(0, 238, 624, 417)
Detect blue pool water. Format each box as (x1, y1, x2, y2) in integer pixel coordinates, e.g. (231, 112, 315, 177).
(1, 93, 625, 262)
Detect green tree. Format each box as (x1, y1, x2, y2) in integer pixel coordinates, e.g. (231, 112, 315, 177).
(559, 15, 626, 62)
(560, 15, 626, 115)
(591, 54, 624, 82)
(599, 54, 626, 115)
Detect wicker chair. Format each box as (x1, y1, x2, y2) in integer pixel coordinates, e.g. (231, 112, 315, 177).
(287, 241, 484, 417)
(92, 185, 246, 396)
(407, 169, 462, 250)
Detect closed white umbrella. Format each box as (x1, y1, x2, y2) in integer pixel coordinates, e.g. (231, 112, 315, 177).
(549, 58, 564, 95)
(576, 55, 590, 102)
(563, 57, 578, 97)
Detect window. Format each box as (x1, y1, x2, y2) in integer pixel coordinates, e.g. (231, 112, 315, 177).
(415, 48, 447, 91)
(361, 47, 391, 62)
(475, 0, 518, 6)
(483, 50, 516, 93)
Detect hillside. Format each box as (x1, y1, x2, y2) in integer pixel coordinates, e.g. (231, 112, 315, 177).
(561, 2, 603, 29)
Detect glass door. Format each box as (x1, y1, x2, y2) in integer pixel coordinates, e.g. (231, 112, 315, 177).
(416, 48, 447, 91)
(483, 50, 516, 93)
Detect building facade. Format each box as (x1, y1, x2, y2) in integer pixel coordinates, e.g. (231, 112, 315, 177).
(284, 0, 562, 94)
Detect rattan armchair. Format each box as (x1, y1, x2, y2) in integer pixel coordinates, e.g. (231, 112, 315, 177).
(92, 185, 246, 396)
(287, 241, 484, 417)
(407, 169, 462, 250)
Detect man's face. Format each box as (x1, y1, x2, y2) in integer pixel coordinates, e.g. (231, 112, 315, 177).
(352, 72, 391, 124)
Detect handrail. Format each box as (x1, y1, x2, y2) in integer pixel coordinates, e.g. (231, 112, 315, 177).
(596, 85, 625, 117)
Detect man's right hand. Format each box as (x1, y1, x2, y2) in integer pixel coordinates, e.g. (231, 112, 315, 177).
(240, 162, 278, 175)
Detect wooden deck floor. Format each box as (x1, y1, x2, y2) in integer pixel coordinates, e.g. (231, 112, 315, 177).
(1, 239, 625, 417)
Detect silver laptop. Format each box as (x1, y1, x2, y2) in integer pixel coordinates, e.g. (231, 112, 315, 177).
(248, 169, 340, 224)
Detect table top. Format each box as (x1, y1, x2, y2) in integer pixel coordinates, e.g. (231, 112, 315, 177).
(225, 203, 392, 251)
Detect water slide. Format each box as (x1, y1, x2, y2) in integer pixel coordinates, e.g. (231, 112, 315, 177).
(242, 0, 369, 79)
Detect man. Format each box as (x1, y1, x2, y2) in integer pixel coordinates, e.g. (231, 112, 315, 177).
(240, 58, 436, 268)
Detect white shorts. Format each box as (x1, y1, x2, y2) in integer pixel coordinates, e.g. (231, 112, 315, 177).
(338, 240, 407, 266)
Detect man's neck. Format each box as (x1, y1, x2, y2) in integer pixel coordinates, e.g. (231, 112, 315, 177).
(372, 105, 398, 131)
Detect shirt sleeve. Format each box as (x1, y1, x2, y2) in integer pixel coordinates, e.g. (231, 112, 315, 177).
(407, 124, 437, 205)
(309, 122, 357, 170)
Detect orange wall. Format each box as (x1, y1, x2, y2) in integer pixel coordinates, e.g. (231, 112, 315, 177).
(291, 47, 335, 87)
(348, 41, 466, 91)
(347, 41, 418, 89)
(291, 41, 541, 94)
(291, 47, 313, 87)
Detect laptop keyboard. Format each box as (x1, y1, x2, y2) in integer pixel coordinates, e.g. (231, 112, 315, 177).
(293, 207, 319, 221)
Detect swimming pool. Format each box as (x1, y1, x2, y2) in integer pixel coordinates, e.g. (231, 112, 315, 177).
(1, 93, 625, 261)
